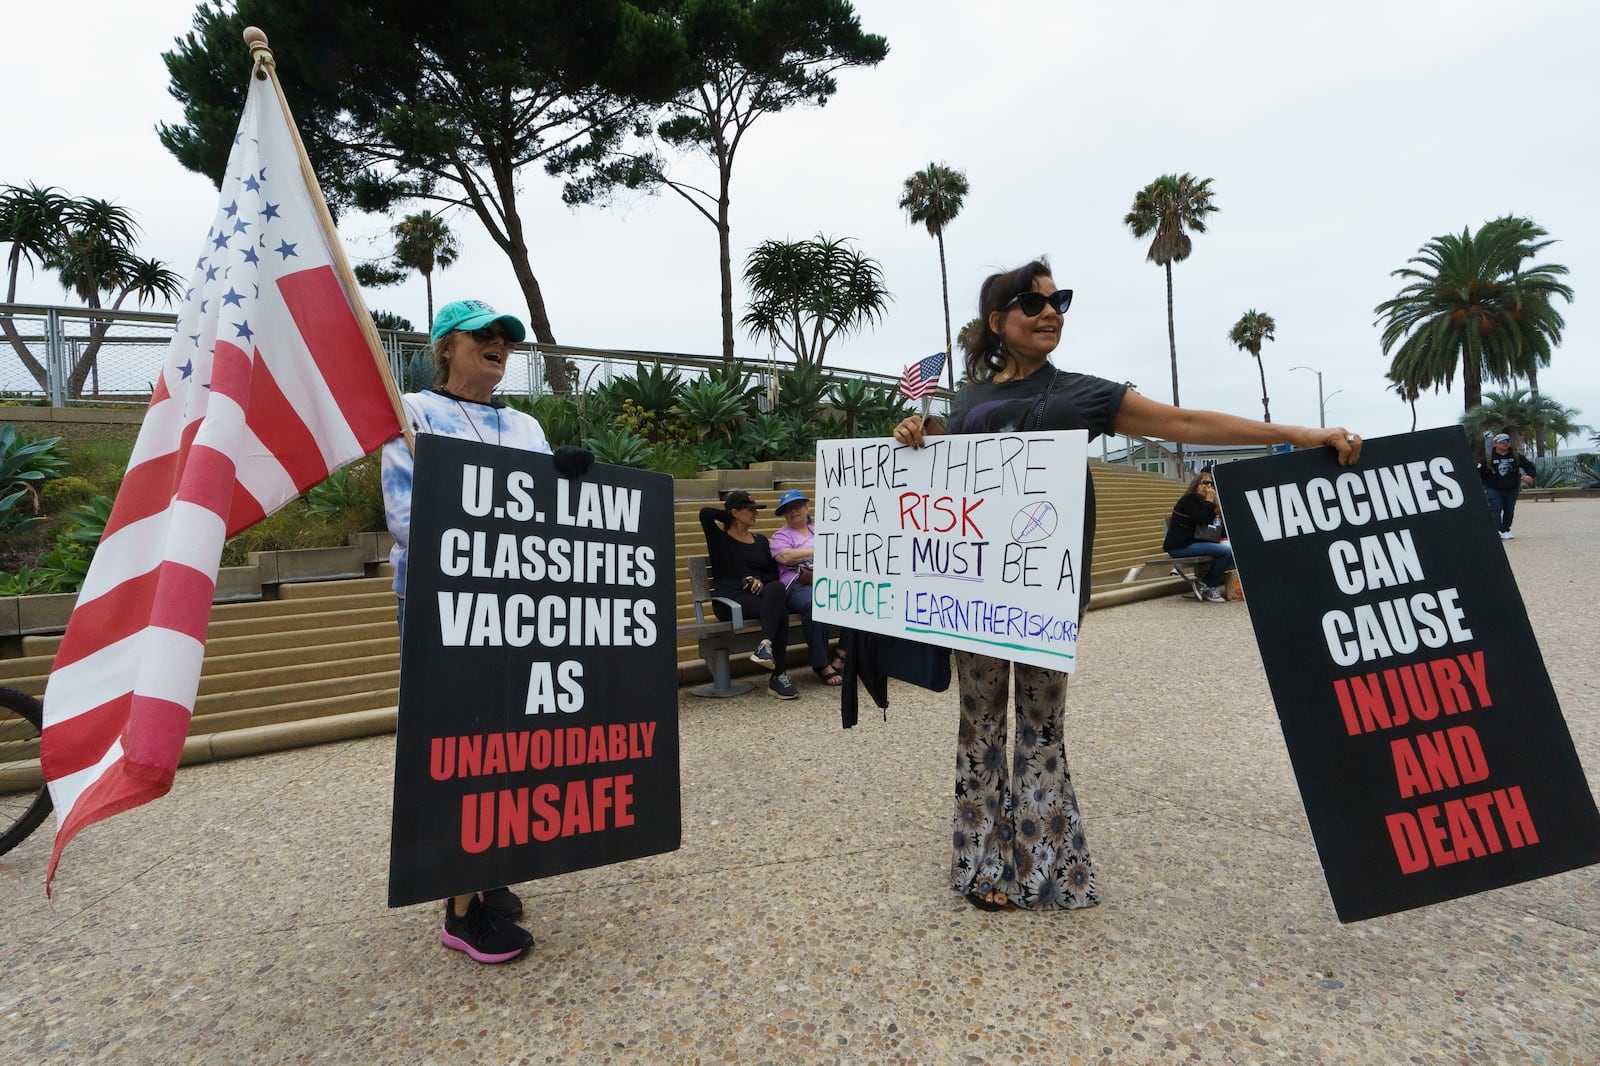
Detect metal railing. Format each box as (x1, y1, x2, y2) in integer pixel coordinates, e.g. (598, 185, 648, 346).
(3, 301, 1198, 475)
(1, 301, 949, 419)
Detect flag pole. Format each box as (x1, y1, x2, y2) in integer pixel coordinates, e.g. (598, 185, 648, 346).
(243, 27, 414, 453)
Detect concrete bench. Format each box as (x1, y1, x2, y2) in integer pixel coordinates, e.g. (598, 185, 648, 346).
(684, 555, 811, 698)
(1523, 488, 1558, 503)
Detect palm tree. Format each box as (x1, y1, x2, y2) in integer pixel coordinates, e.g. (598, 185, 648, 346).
(1375, 216, 1572, 414)
(1124, 173, 1218, 466)
(741, 235, 891, 369)
(2, 191, 181, 397)
(1228, 310, 1276, 423)
(899, 163, 969, 389)
(0, 184, 71, 389)
(1463, 388, 1588, 458)
(391, 210, 459, 331)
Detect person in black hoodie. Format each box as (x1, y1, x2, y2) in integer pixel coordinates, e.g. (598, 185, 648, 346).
(1481, 433, 1536, 539)
(1163, 472, 1235, 602)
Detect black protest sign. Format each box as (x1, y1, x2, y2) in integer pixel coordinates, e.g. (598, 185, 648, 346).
(1216, 427, 1600, 923)
(387, 435, 679, 908)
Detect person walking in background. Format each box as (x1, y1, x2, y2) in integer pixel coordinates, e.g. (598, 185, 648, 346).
(769, 489, 843, 687)
(894, 256, 1361, 913)
(1481, 432, 1536, 539)
(698, 491, 799, 699)
(1164, 472, 1235, 602)
(382, 298, 592, 964)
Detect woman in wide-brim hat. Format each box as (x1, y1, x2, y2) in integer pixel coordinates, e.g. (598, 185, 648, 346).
(770, 489, 841, 686)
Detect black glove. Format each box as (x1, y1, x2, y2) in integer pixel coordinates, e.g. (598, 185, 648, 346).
(552, 445, 594, 478)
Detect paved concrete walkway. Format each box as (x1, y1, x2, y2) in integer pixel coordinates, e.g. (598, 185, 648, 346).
(3, 502, 1597, 1064)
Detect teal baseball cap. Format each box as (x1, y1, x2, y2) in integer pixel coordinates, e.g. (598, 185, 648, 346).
(430, 299, 527, 344)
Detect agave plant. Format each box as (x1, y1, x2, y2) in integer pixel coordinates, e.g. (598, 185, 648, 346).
(689, 438, 743, 473)
(507, 394, 583, 448)
(778, 361, 831, 423)
(672, 377, 748, 441)
(60, 495, 114, 546)
(400, 348, 435, 393)
(703, 360, 761, 413)
(830, 377, 873, 436)
(740, 413, 795, 463)
(0, 426, 66, 535)
(583, 425, 652, 469)
(610, 361, 683, 414)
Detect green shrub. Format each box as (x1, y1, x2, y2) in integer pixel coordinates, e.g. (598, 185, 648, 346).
(306, 456, 384, 530)
(642, 443, 705, 479)
(41, 475, 98, 511)
(220, 499, 379, 567)
(62, 437, 135, 497)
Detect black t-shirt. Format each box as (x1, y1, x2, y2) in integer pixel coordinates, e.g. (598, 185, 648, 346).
(698, 508, 780, 596)
(949, 366, 1128, 611)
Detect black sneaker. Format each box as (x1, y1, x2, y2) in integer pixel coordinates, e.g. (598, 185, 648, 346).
(441, 896, 531, 964)
(1190, 578, 1205, 601)
(750, 641, 775, 665)
(479, 886, 523, 921)
(768, 672, 799, 699)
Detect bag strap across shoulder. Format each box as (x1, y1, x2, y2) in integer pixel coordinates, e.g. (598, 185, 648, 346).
(1026, 365, 1061, 431)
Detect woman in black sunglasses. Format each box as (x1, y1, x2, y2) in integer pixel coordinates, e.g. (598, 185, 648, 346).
(1165, 472, 1234, 601)
(894, 256, 1361, 913)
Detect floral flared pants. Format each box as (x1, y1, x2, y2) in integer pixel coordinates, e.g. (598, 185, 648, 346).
(950, 650, 1099, 910)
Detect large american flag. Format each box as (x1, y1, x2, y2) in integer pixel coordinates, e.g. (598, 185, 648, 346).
(40, 68, 402, 889)
(899, 352, 945, 400)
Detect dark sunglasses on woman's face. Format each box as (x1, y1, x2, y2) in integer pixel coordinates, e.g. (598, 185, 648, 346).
(1001, 288, 1073, 317)
(465, 325, 509, 343)
(1198, 480, 1214, 487)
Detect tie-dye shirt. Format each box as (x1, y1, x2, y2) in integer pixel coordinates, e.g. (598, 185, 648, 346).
(381, 389, 551, 596)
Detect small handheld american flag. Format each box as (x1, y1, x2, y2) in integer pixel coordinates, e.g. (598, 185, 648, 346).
(899, 352, 945, 401)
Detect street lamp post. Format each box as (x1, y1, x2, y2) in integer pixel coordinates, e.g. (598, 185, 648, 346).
(1290, 365, 1326, 428)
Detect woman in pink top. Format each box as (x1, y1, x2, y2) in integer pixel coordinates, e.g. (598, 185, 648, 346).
(769, 490, 842, 686)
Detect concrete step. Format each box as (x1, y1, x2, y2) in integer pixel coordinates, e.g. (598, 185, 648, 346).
(194, 652, 399, 698)
(207, 590, 395, 621)
(274, 575, 395, 600)
(186, 687, 399, 741)
(193, 668, 400, 717)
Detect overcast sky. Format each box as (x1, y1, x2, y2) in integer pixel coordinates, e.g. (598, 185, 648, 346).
(5, 0, 1598, 449)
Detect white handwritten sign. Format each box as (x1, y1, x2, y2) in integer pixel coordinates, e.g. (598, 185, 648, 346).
(811, 431, 1088, 671)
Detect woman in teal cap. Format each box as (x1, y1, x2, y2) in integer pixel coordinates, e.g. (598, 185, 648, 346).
(382, 298, 591, 962)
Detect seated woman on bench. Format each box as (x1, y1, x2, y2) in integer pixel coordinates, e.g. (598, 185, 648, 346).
(698, 490, 799, 700)
(769, 489, 845, 687)
(1163, 472, 1234, 602)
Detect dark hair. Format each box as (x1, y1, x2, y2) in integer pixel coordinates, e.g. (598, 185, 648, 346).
(961, 257, 1053, 381)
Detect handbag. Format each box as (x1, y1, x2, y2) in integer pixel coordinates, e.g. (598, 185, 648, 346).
(797, 561, 815, 585)
(1192, 524, 1222, 543)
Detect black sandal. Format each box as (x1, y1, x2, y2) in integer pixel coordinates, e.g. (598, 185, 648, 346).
(815, 665, 844, 687)
(964, 891, 1015, 912)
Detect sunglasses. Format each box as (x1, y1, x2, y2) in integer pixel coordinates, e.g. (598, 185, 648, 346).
(464, 325, 510, 343)
(1000, 289, 1073, 317)
(1198, 480, 1214, 487)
